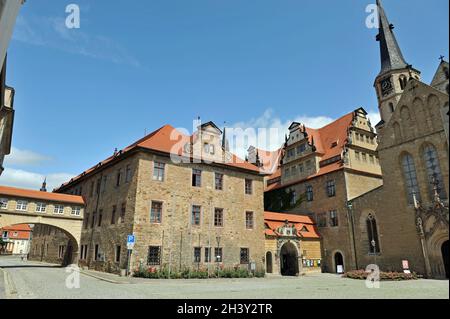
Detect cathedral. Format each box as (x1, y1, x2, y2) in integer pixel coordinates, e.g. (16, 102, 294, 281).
(261, 0, 449, 278)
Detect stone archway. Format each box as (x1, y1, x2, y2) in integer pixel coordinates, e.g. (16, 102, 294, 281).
(280, 242, 299, 276)
(266, 251, 273, 274)
(334, 252, 344, 274)
(442, 241, 449, 279)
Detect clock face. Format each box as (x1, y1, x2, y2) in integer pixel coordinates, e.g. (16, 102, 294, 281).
(381, 77, 393, 96)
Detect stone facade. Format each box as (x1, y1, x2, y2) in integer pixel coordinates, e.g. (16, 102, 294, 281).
(55, 123, 266, 275)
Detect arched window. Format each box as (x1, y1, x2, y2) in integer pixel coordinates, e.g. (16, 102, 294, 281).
(422, 144, 447, 200)
(402, 154, 421, 204)
(389, 102, 395, 113)
(366, 214, 380, 254)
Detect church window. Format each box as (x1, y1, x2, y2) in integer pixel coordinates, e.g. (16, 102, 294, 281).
(401, 154, 421, 205)
(422, 145, 447, 200)
(367, 214, 380, 254)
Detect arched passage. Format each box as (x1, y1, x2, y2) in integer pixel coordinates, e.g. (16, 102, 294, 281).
(266, 251, 273, 274)
(334, 252, 344, 274)
(280, 242, 299, 276)
(442, 241, 449, 279)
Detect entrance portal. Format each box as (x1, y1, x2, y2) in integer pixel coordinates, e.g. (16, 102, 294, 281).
(442, 241, 449, 279)
(266, 252, 273, 274)
(280, 242, 299, 276)
(334, 252, 344, 274)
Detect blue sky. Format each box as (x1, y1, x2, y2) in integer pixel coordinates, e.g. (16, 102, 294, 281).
(1, 0, 448, 190)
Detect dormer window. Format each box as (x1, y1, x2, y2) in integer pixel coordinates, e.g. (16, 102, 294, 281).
(204, 143, 215, 155)
(331, 141, 338, 148)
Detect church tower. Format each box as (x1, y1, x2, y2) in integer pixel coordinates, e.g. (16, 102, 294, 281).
(374, 0, 421, 128)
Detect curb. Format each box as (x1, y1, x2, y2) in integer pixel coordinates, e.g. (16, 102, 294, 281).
(1, 268, 18, 299)
(79, 269, 131, 284)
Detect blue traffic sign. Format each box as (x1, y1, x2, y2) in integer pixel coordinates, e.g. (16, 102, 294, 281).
(127, 235, 135, 244)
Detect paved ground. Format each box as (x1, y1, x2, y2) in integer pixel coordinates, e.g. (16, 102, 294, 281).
(0, 256, 448, 299)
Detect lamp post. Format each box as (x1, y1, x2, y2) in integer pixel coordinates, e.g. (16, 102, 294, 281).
(371, 239, 377, 266)
(346, 200, 359, 270)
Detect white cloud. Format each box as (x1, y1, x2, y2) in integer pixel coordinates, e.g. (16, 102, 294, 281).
(228, 108, 334, 158)
(13, 15, 140, 67)
(0, 168, 74, 192)
(4, 147, 51, 166)
(367, 110, 381, 130)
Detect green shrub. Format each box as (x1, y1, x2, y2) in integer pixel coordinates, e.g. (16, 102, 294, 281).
(343, 269, 419, 281)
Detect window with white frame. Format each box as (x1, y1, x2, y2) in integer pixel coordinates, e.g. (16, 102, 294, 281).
(54, 204, 64, 214)
(36, 202, 46, 213)
(0, 198, 8, 209)
(71, 207, 81, 216)
(16, 200, 28, 211)
(153, 162, 165, 182)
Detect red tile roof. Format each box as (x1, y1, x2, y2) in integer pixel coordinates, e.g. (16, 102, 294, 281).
(1, 224, 31, 240)
(56, 124, 263, 191)
(0, 185, 85, 205)
(264, 211, 320, 239)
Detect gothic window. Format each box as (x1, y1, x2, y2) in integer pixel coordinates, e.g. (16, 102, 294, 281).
(366, 214, 380, 254)
(422, 144, 447, 200)
(402, 153, 421, 204)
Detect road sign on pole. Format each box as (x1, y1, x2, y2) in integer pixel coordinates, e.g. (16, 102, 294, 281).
(127, 235, 135, 250)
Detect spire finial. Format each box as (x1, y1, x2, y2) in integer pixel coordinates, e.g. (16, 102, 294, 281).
(40, 177, 47, 192)
(376, 0, 408, 75)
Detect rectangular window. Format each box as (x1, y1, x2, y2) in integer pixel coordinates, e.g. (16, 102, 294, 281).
(150, 201, 163, 224)
(245, 211, 254, 229)
(94, 244, 99, 261)
(240, 248, 249, 264)
(299, 164, 304, 173)
(369, 155, 375, 164)
(98, 210, 103, 227)
(153, 162, 165, 182)
(355, 151, 360, 161)
(306, 185, 314, 202)
(91, 212, 96, 229)
(111, 205, 116, 225)
(215, 247, 223, 262)
(53, 204, 64, 214)
(192, 205, 201, 226)
(194, 247, 201, 263)
(147, 246, 161, 265)
(297, 144, 306, 154)
(36, 202, 46, 213)
(0, 198, 8, 209)
(362, 153, 367, 162)
(245, 179, 253, 195)
(192, 169, 202, 187)
(116, 169, 122, 187)
(204, 247, 212, 263)
(214, 208, 224, 227)
(115, 245, 121, 263)
(326, 180, 336, 197)
(316, 213, 326, 227)
(125, 165, 133, 183)
(330, 210, 339, 227)
(120, 202, 126, 223)
(71, 207, 81, 216)
(16, 200, 28, 211)
(215, 173, 224, 190)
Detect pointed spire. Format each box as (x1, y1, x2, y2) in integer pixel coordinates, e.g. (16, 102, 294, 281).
(255, 150, 262, 168)
(376, 0, 408, 75)
(40, 178, 47, 192)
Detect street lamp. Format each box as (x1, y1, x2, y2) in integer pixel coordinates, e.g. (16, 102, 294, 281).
(371, 239, 377, 266)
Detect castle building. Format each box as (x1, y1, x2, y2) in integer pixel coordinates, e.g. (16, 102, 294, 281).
(54, 122, 266, 274)
(0, 224, 31, 255)
(348, 0, 449, 279)
(261, 108, 383, 274)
